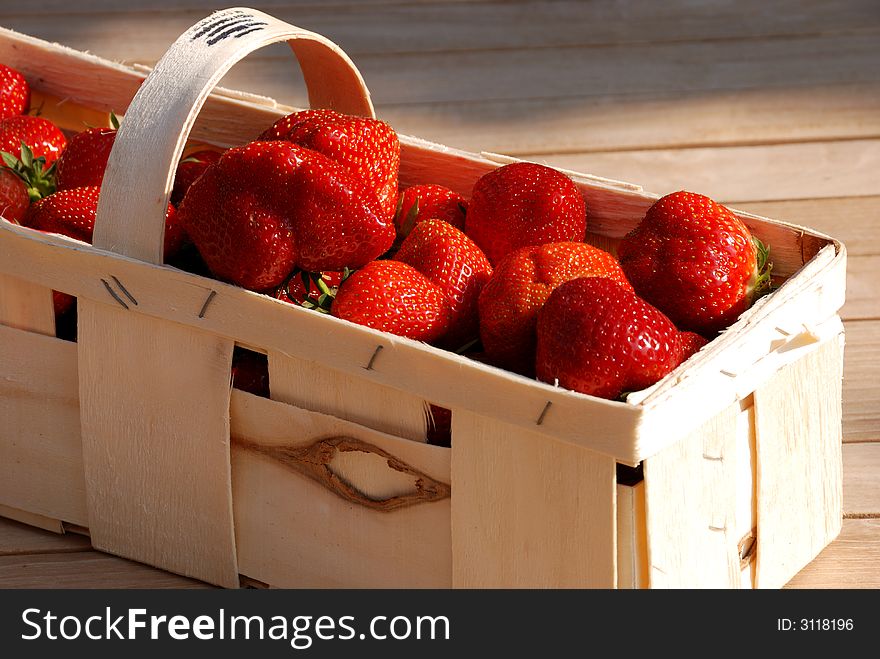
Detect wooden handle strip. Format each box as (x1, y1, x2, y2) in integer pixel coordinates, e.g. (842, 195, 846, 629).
(93, 7, 374, 264)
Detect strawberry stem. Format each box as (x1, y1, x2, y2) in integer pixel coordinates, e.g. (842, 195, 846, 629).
(1, 141, 56, 202)
(750, 236, 774, 300)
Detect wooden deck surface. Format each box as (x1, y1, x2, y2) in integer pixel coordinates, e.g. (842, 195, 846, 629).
(0, 0, 877, 588)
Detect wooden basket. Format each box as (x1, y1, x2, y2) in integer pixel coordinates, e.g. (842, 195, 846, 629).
(0, 8, 847, 589)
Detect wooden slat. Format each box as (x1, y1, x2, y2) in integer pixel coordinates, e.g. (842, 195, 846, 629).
(0, 324, 88, 526)
(734, 197, 880, 257)
(616, 481, 648, 589)
(62, 33, 880, 111)
(0, 551, 212, 589)
(841, 255, 880, 321)
(0, 274, 55, 337)
(78, 301, 239, 588)
(230, 390, 451, 588)
(785, 518, 880, 589)
(268, 352, 429, 443)
(380, 84, 880, 155)
(450, 410, 616, 588)
(754, 337, 844, 588)
(643, 402, 744, 588)
(843, 443, 880, 516)
(541, 139, 880, 203)
(6, 1, 879, 59)
(842, 320, 880, 443)
(0, 517, 90, 556)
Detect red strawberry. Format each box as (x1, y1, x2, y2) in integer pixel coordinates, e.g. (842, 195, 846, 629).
(231, 348, 270, 398)
(0, 166, 29, 223)
(465, 162, 586, 265)
(395, 219, 492, 349)
(536, 277, 682, 400)
(0, 115, 66, 166)
(678, 331, 709, 362)
(395, 184, 467, 238)
(0, 64, 29, 120)
(179, 141, 393, 291)
(260, 109, 400, 218)
(24, 186, 184, 257)
(478, 241, 631, 376)
(332, 260, 452, 342)
(171, 149, 222, 206)
(618, 191, 770, 336)
(54, 125, 116, 190)
(426, 404, 452, 447)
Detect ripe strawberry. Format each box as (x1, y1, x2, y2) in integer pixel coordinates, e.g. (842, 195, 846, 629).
(465, 162, 586, 265)
(536, 277, 682, 400)
(0, 64, 30, 119)
(332, 260, 452, 342)
(231, 348, 270, 398)
(171, 149, 222, 206)
(395, 184, 467, 238)
(678, 331, 709, 362)
(478, 241, 631, 376)
(395, 219, 492, 349)
(54, 123, 117, 190)
(0, 115, 66, 166)
(180, 141, 393, 291)
(24, 186, 184, 257)
(618, 191, 770, 336)
(0, 166, 29, 223)
(426, 404, 452, 447)
(260, 109, 400, 218)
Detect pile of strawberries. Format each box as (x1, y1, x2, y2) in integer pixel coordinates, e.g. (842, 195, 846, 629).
(1, 62, 771, 414)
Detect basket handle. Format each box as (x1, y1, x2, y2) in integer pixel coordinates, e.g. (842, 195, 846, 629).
(93, 7, 375, 264)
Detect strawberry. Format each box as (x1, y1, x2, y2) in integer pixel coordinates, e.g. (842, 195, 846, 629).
(478, 241, 631, 376)
(395, 219, 492, 349)
(231, 348, 270, 398)
(171, 149, 222, 206)
(426, 404, 452, 447)
(260, 109, 400, 218)
(179, 141, 393, 291)
(0, 64, 30, 120)
(395, 184, 467, 238)
(24, 186, 185, 257)
(618, 191, 770, 336)
(0, 166, 29, 223)
(54, 118, 118, 190)
(535, 277, 682, 400)
(678, 331, 709, 362)
(0, 115, 66, 166)
(465, 162, 586, 265)
(331, 260, 452, 342)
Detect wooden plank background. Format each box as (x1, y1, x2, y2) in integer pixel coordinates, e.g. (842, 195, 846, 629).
(0, 0, 877, 588)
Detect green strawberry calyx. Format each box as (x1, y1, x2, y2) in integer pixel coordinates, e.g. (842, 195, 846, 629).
(280, 268, 352, 314)
(747, 236, 773, 301)
(1, 141, 56, 202)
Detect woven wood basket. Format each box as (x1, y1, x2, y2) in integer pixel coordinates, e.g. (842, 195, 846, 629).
(0, 8, 846, 588)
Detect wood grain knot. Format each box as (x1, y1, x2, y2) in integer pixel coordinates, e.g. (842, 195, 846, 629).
(234, 435, 450, 512)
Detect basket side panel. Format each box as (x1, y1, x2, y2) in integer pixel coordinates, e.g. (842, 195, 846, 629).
(644, 402, 743, 588)
(450, 410, 616, 588)
(617, 481, 648, 589)
(268, 351, 429, 443)
(230, 390, 451, 588)
(78, 301, 239, 587)
(0, 324, 87, 526)
(0, 273, 55, 337)
(754, 332, 844, 588)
